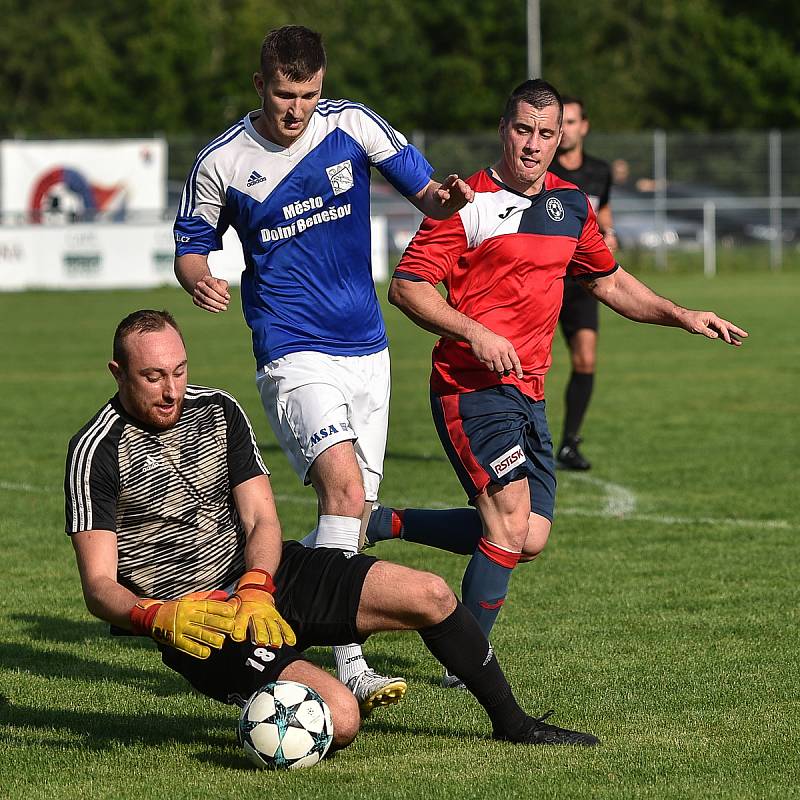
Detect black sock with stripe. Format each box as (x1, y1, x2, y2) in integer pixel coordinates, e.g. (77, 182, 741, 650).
(419, 601, 529, 738)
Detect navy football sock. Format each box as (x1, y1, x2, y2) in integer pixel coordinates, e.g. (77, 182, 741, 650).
(461, 538, 521, 640)
(418, 601, 528, 737)
(366, 506, 483, 554)
(401, 507, 483, 555)
(364, 504, 398, 543)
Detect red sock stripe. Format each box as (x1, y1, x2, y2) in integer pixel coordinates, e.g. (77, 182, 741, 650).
(478, 537, 522, 569)
(391, 509, 404, 538)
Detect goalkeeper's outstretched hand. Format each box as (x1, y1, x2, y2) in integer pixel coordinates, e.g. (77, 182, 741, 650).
(130, 595, 235, 659)
(228, 569, 296, 648)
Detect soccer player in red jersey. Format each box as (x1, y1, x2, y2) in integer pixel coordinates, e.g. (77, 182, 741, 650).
(366, 79, 747, 687)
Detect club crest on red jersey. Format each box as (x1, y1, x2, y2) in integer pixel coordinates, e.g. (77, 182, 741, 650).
(545, 197, 564, 221)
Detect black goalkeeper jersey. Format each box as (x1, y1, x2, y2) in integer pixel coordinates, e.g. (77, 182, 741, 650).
(64, 385, 268, 599)
(548, 153, 612, 215)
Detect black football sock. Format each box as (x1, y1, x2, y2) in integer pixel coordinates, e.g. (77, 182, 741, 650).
(418, 601, 528, 737)
(562, 371, 594, 443)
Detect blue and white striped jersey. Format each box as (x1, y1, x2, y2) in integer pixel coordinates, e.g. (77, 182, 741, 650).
(174, 101, 433, 367)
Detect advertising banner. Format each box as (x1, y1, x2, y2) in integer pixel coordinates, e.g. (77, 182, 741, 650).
(0, 217, 388, 290)
(0, 139, 166, 224)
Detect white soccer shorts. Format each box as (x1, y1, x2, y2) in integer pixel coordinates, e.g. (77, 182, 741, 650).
(256, 348, 390, 501)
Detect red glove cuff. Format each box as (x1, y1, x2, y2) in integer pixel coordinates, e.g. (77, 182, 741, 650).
(180, 589, 229, 602)
(235, 568, 276, 595)
(130, 599, 162, 636)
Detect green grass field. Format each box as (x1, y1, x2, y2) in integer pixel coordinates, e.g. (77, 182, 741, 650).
(1, 271, 798, 799)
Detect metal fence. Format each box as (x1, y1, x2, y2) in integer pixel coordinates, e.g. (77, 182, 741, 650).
(172, 128, 800, 274)
(5, 129, 799, 277)
(410, 129, 800, 274)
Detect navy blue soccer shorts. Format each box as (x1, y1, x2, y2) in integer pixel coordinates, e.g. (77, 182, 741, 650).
(430, 385, 556, 521)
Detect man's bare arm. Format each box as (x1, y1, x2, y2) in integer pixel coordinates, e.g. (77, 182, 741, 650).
(72, 529, 139, 630)
(584, 266, 748, 346)
(388, 277, 523, 377)
(232, 474, 284, 577)
(229, 474, 296, 647)
(174, 253, 230, 313)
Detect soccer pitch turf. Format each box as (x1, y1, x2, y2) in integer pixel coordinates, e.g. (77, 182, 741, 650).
(0, 272, 797, 799)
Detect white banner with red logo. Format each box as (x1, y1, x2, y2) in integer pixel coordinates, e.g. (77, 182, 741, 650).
(0, 219, 388, 291)
(0, 139, 166, 223)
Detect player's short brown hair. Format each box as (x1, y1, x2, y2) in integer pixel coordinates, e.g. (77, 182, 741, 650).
(503, 79, 563, 125)
(260, 25, 327, 81)
(113, 310, 184, 369)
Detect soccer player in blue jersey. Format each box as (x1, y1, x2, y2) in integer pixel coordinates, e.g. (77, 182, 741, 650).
(173, 25, 473, 713)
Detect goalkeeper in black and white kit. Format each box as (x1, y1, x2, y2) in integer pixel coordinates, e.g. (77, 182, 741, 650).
(64, 309, 599, 749)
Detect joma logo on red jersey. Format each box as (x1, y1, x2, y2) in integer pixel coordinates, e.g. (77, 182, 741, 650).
(490, 446, 526, 478)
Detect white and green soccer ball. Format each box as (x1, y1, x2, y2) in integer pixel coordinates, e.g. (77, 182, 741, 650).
(238, 681, 333, 770)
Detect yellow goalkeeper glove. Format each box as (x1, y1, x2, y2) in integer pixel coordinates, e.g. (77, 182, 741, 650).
(130, 594, 235, 659)
(228, 569, 296, 647)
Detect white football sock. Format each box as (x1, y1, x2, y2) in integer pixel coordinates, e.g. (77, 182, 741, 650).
(315, 515, 369, 680)
(334, 643, 369, 683)
(314, 514, 360, 551)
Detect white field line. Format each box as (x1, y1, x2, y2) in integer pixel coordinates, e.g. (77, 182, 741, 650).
(558, 473, 793, 529)
(3, 480, 792, 531)
(557, 506, 793, 530)
(0, 480, 51, 493)
(565, 473, 637, 516)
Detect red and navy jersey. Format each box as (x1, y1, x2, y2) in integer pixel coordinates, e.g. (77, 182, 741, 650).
(394, 169, 618, 400)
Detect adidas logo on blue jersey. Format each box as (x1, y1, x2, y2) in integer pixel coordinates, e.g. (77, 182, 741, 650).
(246, 170, 266, 187)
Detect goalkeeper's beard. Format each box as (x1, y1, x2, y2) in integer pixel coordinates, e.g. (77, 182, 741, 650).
(128, 394, 184, 430)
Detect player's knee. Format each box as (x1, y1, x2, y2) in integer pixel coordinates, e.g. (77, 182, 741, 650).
(425, 573, 457, 615)
(520, 518, 551, 561)
(412, 572, 457, 625)
(520, 537, 547, 561)
(499, 516, 532, 552)
(327, 686, 361, 748)
(572, 352, 596, 373)
(340, 481, 366, 516)
(318, 480, 366, 517)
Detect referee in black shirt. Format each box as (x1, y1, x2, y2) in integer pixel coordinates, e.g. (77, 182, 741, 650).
(549, 96, 618, 470)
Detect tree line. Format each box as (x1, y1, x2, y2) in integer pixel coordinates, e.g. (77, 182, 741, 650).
(2, 0, 798, 137)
